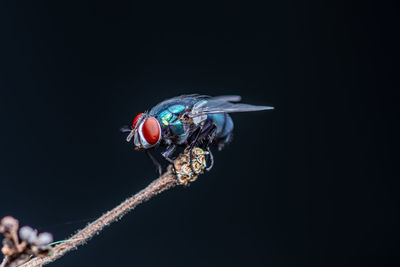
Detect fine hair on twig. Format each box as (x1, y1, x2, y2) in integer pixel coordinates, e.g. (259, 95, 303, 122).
(1, 148, 208, 267)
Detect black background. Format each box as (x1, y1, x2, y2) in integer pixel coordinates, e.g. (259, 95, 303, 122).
(0, 1, 399, 266)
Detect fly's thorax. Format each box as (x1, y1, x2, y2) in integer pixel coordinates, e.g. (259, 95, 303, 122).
(156, 106, 192, 144)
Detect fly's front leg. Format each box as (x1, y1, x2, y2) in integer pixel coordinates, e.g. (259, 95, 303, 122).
(161, 145, 178, 177)
(161, 144, 180, 178)
(161, 144, 176, 164)
(146, 151, 162, 175)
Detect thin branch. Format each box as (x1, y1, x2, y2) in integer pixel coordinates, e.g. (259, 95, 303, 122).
(4, 147, 208, 267)
(20, 170, 177, 267)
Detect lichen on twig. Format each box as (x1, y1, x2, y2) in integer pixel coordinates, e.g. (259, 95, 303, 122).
(1, 147, 208, 267)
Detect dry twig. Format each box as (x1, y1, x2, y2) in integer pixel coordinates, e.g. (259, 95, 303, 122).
(1, 148, 208, 267)
(0, 217, 53, 267)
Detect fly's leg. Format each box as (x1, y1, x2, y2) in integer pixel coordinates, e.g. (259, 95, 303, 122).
(189, 147, 197, 174)
(189, 127, 202, 149)
(146, 151, 162, 175)
(205, 147, 214, 171)
(161, 145, 179, 177)
(188, 121, 216, 173)
(204, 125, 217, 171)
(188, 129, 203, 174)
(161, 144, 176, 164)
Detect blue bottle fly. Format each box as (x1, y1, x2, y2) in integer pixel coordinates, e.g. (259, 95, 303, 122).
(121, 94, 273, 173)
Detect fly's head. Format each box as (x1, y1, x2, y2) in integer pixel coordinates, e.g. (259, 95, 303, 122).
(126, 112, 162, 150)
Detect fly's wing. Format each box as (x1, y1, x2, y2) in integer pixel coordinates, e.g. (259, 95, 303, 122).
(208, 95, 242, 102)
(149, 94, 207, 116)
(190, 96, 274, 117)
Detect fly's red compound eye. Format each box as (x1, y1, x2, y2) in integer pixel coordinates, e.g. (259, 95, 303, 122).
(141, 117, 161, 145)
(132, 113, 144, 129)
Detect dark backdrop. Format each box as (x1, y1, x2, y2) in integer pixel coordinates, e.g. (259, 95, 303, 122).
(0, 1, 398, 267)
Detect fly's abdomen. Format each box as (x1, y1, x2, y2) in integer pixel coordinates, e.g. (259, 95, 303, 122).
(207, 113, 233, 144)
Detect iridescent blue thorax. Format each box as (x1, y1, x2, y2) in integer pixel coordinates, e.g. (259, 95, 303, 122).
(157, 104, 186, 135)
(149, 97, 198, 144)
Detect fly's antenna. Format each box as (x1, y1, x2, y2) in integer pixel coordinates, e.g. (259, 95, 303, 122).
(126, 130, 134, 142)
(120, 125, 134, 142)
(120, 125, 132, 133)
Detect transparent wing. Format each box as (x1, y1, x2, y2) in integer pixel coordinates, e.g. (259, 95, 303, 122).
(190, 98, 274, 117)
(208, 95, 242, 102)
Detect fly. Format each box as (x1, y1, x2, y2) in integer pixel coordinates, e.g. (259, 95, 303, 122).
(121, 94, 273, 174)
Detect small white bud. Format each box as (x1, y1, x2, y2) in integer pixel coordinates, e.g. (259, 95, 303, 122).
(19, 226, 37, 243)
(37, 232, 53, 247)
(0, 216, 18, 231)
